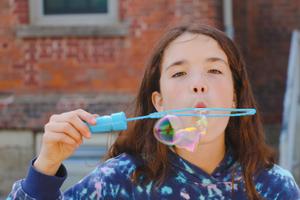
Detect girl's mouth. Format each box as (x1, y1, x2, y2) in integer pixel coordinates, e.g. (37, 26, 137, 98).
(194, 102, 207, 108)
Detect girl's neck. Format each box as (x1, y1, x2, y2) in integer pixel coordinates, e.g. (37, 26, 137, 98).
(174, 133, 226, 175)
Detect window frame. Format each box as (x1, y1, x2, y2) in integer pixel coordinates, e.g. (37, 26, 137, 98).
(29, 0, 119, 26)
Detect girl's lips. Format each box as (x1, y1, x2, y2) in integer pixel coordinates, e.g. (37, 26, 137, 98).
(195, 102, 207, 108)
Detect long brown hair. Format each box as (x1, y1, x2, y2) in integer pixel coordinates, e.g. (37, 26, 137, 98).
(106, 23, 275, 199)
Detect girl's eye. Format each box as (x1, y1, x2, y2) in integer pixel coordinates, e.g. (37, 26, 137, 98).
(208, 69, 222, 74)
(172, 71, 186, 78)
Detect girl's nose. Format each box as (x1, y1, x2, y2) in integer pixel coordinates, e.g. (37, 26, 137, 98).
(192, 83, 208, 94)
(191, 73, 208, 94)
(193, 86, 207, 93)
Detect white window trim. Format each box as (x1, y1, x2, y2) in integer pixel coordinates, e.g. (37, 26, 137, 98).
(29, 0, 119, 26)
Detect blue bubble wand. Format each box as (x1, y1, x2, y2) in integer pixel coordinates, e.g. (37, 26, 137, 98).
(87, 107, 256, 134)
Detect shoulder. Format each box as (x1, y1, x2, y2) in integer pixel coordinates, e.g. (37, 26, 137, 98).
(259, 164, 298, 185)
(255, 164, 300, 199)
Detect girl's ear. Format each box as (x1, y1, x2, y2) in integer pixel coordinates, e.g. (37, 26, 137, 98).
(152, 91, 164, 112)
(232, 101, 236, 108)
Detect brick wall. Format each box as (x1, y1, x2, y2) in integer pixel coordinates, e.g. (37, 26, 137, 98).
(0, 0, 222, 94)
(233, 0, 300, 124)
(0, 1, 222, 195)
(4, 0, 299, 127)
(1, 0, 298, 154)
(0, 0, 223, 131)
(232, 0, 300, 155)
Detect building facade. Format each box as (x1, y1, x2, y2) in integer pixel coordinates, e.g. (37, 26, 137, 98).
(0, 0, 299, 196)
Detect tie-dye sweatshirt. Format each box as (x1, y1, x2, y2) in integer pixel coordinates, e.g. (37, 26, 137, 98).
(7, 150, 300, 200)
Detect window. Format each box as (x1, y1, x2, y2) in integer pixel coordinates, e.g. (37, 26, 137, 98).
(44, 0, 108, 15)
(17, 0, 126, 37)
(29, 0, 119, 26)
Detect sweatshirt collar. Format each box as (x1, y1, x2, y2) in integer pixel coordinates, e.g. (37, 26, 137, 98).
(168, 148, 238, 182)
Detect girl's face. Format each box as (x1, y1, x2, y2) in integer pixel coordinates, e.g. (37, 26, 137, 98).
(152, 33, 235, 144)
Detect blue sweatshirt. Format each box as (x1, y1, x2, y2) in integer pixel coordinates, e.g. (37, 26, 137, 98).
(7, 150, 300, 200)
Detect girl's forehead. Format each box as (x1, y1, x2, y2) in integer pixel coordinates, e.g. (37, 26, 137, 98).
(162, 33, 228, 66)
(172, 32, 212, 44)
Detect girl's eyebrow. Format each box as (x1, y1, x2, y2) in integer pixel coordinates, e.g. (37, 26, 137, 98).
(206, 57, 229, 66)
(165, 60, 187, 71)
(165, 57, 228, 71)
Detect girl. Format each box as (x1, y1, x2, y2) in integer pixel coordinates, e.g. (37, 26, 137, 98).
(8, 23, 300, 200)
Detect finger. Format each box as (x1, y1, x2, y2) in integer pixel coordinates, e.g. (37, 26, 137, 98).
(64, 112, 92, 139)
(45, 131, 78, 146)
(75, 109, 97, 125)
(51, 111, 91, 138)
(50, 109, 96, 125)
(45, 122, 83, 144)
(93, 114, 99, 118)
(49, 109, 96, 138)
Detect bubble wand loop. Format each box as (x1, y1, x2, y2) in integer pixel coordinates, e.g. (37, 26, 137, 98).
(131, 107, 256, 120)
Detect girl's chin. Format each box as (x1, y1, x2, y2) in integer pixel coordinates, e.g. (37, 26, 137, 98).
(197, 132, 225, 144)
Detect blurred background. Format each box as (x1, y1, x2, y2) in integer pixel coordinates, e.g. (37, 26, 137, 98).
(0, 0, 299, 197)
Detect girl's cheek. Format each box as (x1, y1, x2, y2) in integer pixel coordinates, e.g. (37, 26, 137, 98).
(213, 82, 234, 104)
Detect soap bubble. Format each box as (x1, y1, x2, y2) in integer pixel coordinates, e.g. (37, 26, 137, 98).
(153, 111, 208, 152)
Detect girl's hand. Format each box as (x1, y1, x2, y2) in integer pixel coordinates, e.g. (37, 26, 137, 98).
(33, 109, 98, 176)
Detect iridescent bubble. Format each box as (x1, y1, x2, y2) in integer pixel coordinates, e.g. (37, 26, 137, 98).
(153, 112, 208, 151)
(174, 128, 201, 151)
(153, 115, 182, 145)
